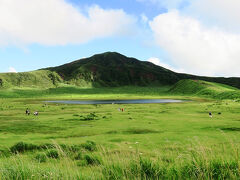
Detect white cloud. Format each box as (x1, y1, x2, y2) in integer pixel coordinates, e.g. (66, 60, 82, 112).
(0, 0, 136, 46)
(139, 0, 240, 32)
(150, 10, 240, 77)
(185, 0, 240, 32)
(137, 0, 240, 32)
(147, 57, 184, 73)
(8, 67, 17, 73)
(141, 14, 149, 24)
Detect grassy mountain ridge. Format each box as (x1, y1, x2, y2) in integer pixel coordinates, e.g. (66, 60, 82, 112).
(0, 70, 62, 89)
(177, 73, 240, 90)
(1, 52, 240, 89)
(170, 79, 240, 99)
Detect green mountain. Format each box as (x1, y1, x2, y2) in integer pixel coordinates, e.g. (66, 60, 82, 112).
(0, 52, 240, 89)
(46, 52, 179, 87)
(0, 70, 62, 89)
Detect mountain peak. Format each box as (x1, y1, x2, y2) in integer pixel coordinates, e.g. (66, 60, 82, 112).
(47, 52, 177, 87)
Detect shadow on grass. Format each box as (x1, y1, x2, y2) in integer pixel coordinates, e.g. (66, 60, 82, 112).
(123, 128, 160, 134)
(203, 126, 240, 132)
(220, 127, 240, 132)
(106, 128, 160, 135)
(0, 121, 65, 134)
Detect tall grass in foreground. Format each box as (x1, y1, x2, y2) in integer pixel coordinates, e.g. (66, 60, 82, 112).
(0, 139, 240, 179)
(99, 143, 240, 180)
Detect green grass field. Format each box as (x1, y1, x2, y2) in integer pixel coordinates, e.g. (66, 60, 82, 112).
(0, 83, 240, 179)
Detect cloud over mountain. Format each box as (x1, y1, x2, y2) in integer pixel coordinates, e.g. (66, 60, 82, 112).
(0, 0, 136, 46)
(149, 0, 240, 77)
(8, 67, 17, 73)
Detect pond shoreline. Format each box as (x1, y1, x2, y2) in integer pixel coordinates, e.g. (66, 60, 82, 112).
(45, 99, 185, 105)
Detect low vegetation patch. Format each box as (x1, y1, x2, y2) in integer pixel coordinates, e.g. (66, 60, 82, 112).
(81, 141, 97, 151)
(35, 153, 47, 163)
(46, 149, 59, 159)
(84, 154, 102, 165)
(9, 141, 97, 155)
(220, 127, 240, 132)
(106, 130, 119, 134)
(10, 142, 39, 153)
(123, 128, 159, 134)
(66, 113, 100, 121)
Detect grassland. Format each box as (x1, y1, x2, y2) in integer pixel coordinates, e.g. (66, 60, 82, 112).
(0, 83, 240, 179)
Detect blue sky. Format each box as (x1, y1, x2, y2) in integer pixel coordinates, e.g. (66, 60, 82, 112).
(1, 0, 240, 77)
(67, 0, 167, 19)
(0, 0, 168, 73)
(0, 0, 164, 72)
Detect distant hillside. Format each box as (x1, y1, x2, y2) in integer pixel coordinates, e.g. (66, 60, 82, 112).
(0, 70, 62, 89)
(1, 52, 240, 89)
(170, 79, 240, 99)
(177, 73, 240, 90)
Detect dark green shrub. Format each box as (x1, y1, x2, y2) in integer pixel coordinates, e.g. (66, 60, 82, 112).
(77, 160, 88, 167)
(84, 154, 101, 165)
(39, 143, 55, 149)
(75, 152, 83, 160)
(81, 113, 98, 121)
(59, 144, 68, 150)
(139, 158, 161, 179)
(0, 149, 10, 157)
(81, 141, 97, 151)
(124, 128, 159, 134)
(35, 153, 47, 163)
(46, 150, 59, 159)
(10, 142, 38, 153)
(69, 145, 81, 152)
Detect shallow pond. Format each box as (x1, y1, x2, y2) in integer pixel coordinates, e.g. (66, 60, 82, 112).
(46, 99, 184, 105)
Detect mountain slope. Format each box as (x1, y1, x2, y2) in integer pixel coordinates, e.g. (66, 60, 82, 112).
(46, 52, 180, 87)
(170, 79, 240, 99)
(0, 70, 62, 88)
(177, 73, 240, 90)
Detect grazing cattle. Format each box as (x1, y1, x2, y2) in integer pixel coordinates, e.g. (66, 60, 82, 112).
(34, 111, 39, 116)
(209, 112, 212, 118)
(26, 109, 30, 115)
